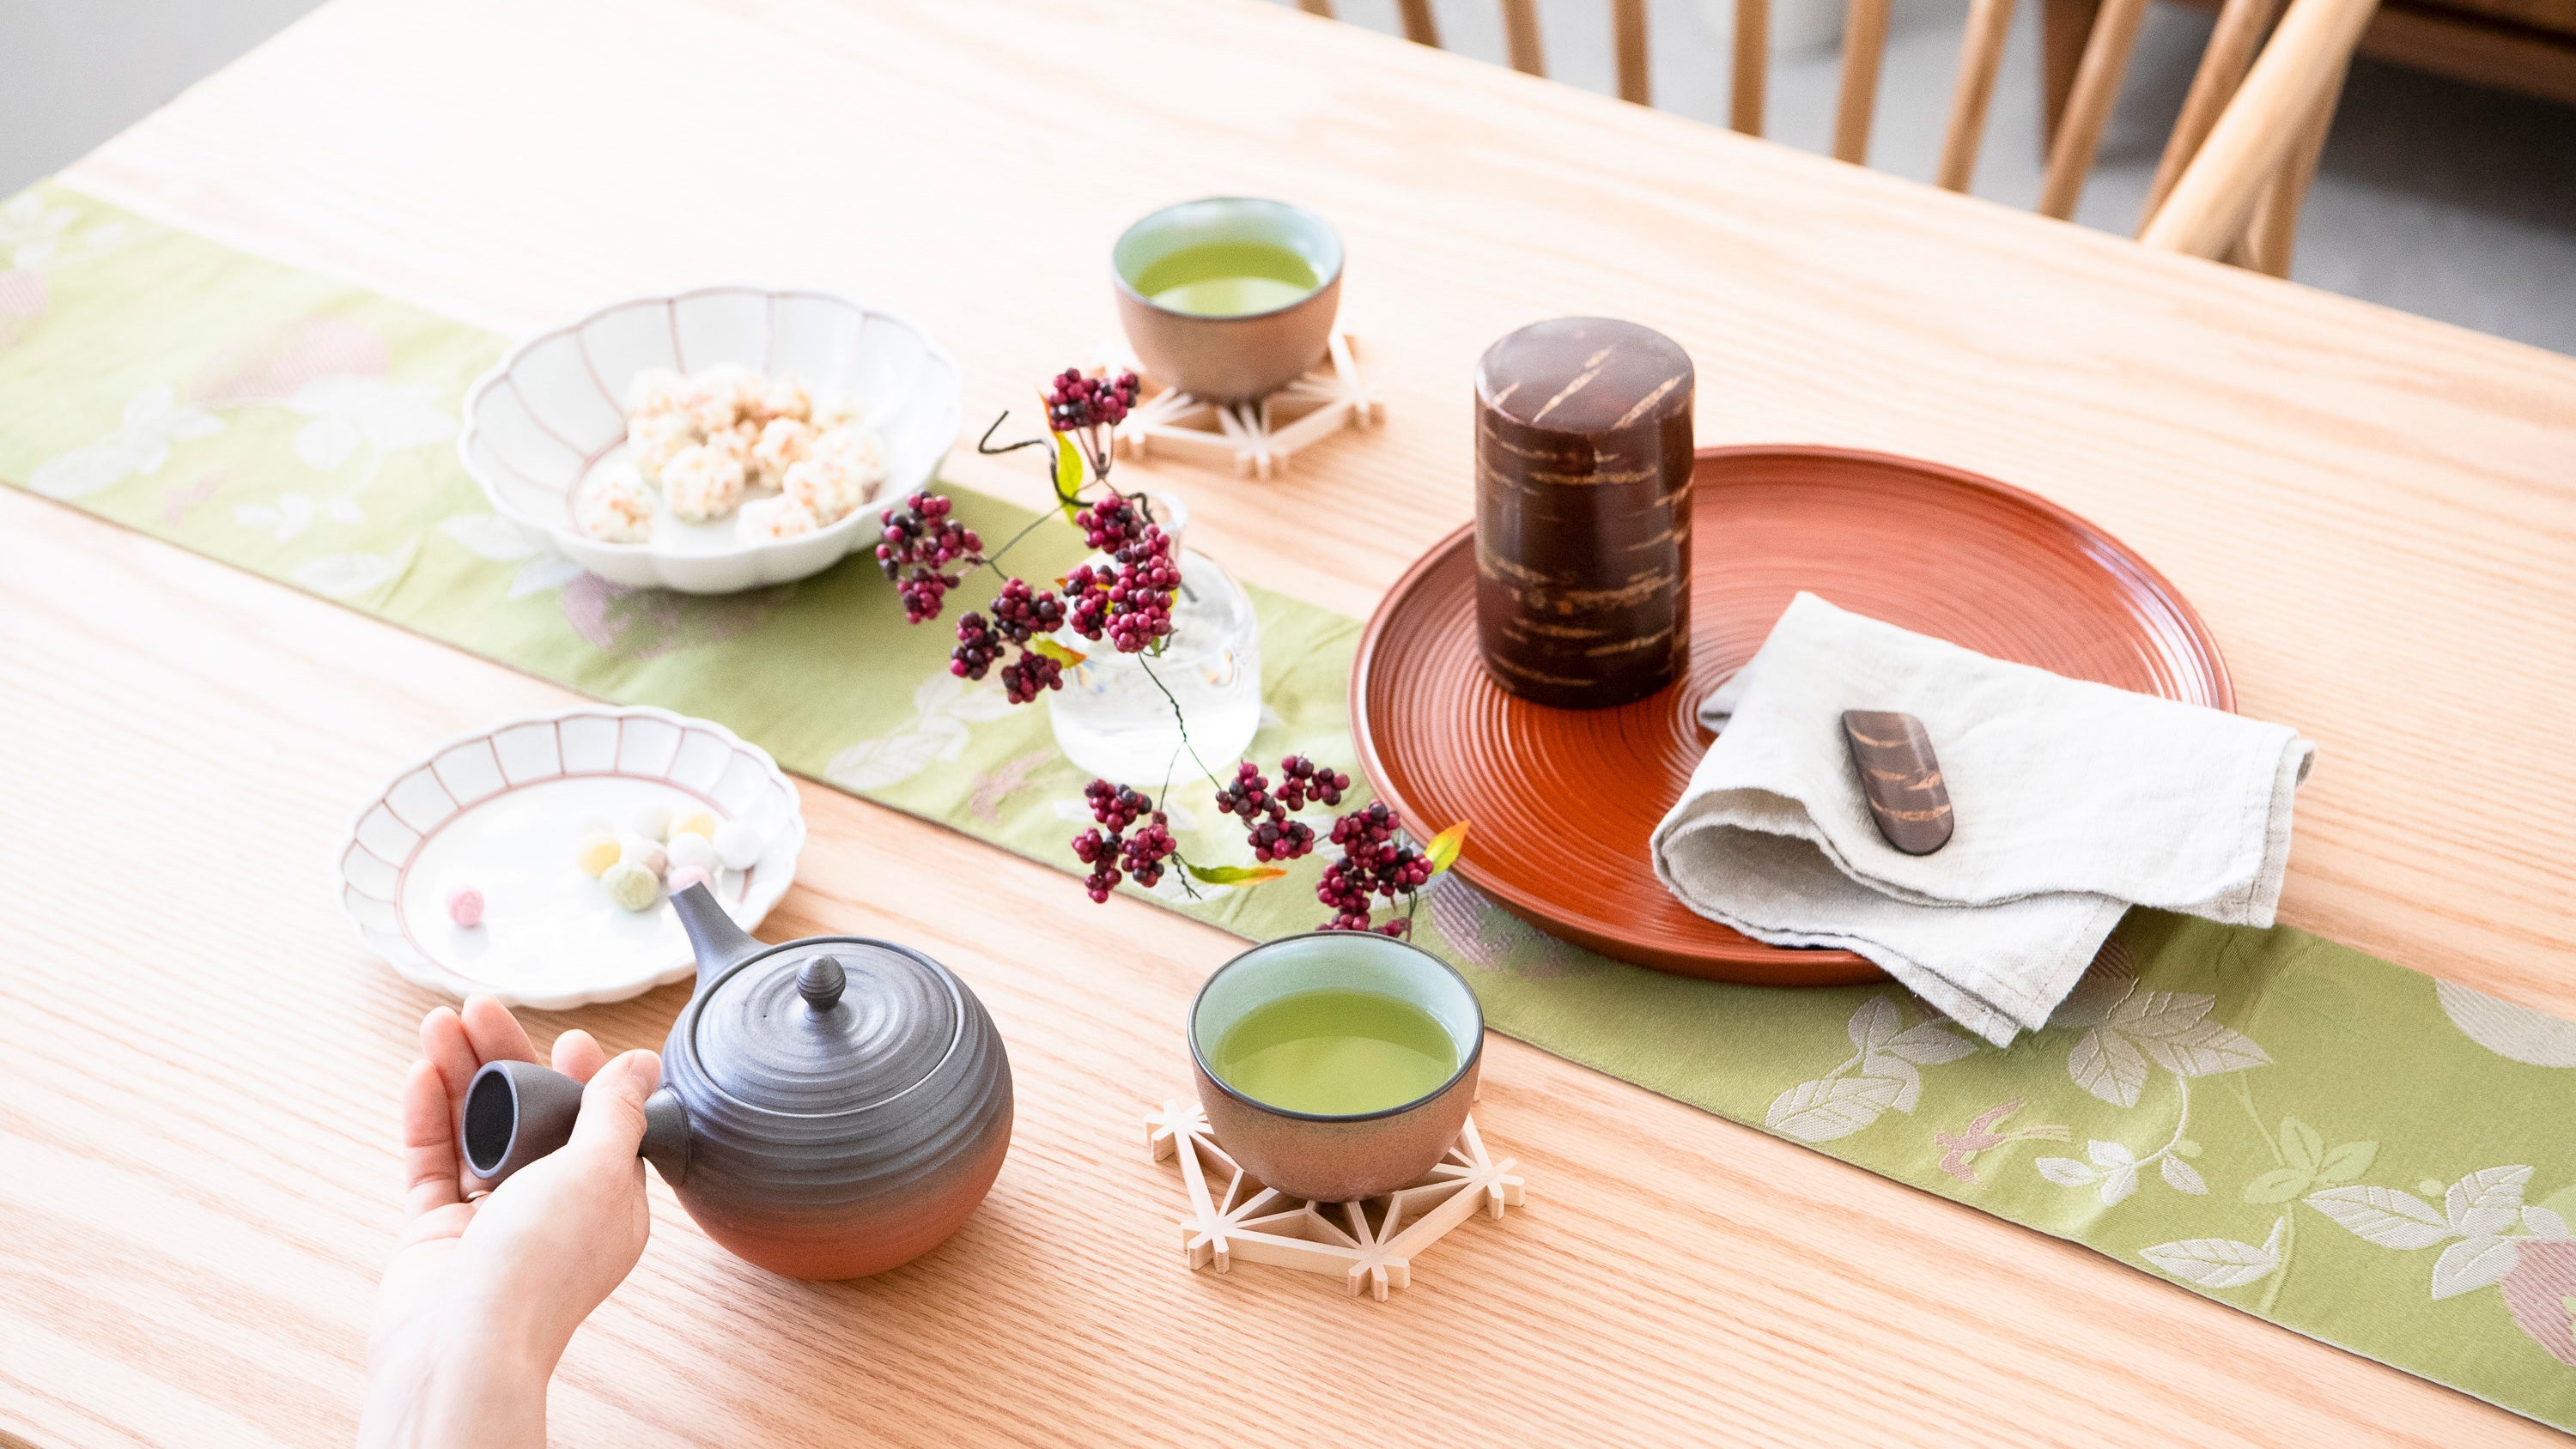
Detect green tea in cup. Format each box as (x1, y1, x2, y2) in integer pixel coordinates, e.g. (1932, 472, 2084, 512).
(1188, 931, 1483, 1201)
(1211, 987, 1460, 1115)
(1113, 197, 1345, 403)
(1134, 239, 1321, 318)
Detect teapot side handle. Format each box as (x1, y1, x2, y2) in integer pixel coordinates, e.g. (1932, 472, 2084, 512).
(641, 1088, 691, 1186)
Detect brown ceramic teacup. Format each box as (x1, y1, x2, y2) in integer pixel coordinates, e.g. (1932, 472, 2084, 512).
(1113, 197, 1344, 403)
(1188, 931, 1484, 1203)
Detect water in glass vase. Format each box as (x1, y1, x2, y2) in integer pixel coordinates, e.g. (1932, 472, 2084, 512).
(1136, 240, 1321, 318)
(1047, 544, 1261, 788)
(1212, 988, 1461, 1116)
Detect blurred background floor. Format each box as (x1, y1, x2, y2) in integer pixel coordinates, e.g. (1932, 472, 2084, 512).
(1302, 0, 2576, 355)
(4, 0, 2571, 353)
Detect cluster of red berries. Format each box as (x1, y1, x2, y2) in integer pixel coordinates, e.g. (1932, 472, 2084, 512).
(951, 578, 1071, 704)
(1064, 494, 1180, 654)
(874, 492, 981, 623)
(1059, 758, 1441, 924)
(1070, 779, 1176, 900)
(1213, 761, 1314, 864)
(1316, 802, 1432, 935)
(1277, 755, 1350, 811)
(1210, 756, 1347, 864)
(1045, 368, 1141, 434)
(1076, 494, 1146, 552)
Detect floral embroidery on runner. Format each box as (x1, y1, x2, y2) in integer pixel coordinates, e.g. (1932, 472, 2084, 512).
(1931, 1098, 2069, 1185)
(2306, 1166, 2576, 1367)
(2029, 943, 2267, 1206)
(1766, 995, 1977, 1144)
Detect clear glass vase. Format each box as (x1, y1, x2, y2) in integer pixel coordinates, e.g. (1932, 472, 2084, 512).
(1047, 494, 1262, 788)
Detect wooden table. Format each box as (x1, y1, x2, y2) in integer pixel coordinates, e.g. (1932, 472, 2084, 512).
(7, 1, 2574, 1443)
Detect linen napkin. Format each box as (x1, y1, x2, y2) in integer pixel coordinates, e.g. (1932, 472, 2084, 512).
(1650, 593, 2315, 1045)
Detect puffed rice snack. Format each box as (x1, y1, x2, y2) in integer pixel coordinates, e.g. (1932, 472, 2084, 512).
(782, 452, 870, 524)
(684, 362, 760, 434)
(746, 373, 812, 427)
(737, 495, 824, 541)
(576, 473, 656, 543)
(750, 417, 817, 488)
(661, 441, 749, 523)
(624, 367, 690, 418)
(627, 410, 698, 484)
(814, 423, 889, 482)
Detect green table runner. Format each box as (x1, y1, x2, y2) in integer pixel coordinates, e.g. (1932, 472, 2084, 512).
(7, 183, 2572, 1431)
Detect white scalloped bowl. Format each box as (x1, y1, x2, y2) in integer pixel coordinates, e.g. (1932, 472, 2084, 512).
(337, 706, 807, 1009)
(459, 287, 961, 593)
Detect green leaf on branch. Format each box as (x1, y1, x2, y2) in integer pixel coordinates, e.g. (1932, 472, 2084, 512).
(1186, 862, 1289, 887)
(1424, 821, 1471, 874)
(1052, 431, 1085, 517)
(1030, 637, 1086, 666)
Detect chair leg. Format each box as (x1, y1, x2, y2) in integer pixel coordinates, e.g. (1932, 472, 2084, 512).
(2041, 0, 2103, 149)
(2242, 55, 2348, 276)
(1835, 0, 1894, 164)
(1937, 0, 2020, 191)
(1396, 0, 1439, 46)
(1502, 0, 1546, 76)
(1732, 0, 1771, 136)
(2140, 0, 2286, 232)
(1296, 0, 1336, 17)
(1613, 0, 1652, 105)
(2037, 0, 2151, 218)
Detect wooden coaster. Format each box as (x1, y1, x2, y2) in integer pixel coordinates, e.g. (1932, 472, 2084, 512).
(1110, 330, 1382, 478)
(1144, 1099, 1526, 1300)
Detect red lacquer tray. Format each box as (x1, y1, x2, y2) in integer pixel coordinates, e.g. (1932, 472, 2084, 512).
(1351, 445, 2234, 986)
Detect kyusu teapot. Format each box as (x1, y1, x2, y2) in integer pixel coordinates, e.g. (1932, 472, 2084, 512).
(462, 884, 1012, 1280)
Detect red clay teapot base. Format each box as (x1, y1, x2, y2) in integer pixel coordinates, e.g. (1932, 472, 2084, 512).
(677, 1120, 1012, 1281)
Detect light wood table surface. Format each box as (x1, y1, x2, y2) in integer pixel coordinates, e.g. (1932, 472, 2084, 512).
(7, 0, 2574, 1444)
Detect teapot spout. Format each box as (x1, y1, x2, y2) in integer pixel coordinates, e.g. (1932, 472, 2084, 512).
(670, 882, 760, 995)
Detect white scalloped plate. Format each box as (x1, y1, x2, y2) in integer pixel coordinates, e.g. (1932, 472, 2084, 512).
(458, 285, 962, 594)
(337, 706, 805, 1009)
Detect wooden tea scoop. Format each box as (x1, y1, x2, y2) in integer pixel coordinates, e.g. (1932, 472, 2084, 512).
(1842, 710, 1953, 855)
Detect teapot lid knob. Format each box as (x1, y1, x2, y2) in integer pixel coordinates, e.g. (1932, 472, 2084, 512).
(797, 955, 847, 1013)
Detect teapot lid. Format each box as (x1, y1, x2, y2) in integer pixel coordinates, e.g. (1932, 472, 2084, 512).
(689, 940, 962, 1113)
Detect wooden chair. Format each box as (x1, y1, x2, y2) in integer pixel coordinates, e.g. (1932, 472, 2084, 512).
(1292, 0, 2377, 275)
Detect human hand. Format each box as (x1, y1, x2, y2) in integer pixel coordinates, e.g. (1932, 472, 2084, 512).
(359, 995, 659, 1449)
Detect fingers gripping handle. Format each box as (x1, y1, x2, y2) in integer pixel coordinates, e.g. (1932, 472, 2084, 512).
(461, 1060, 691, 1187)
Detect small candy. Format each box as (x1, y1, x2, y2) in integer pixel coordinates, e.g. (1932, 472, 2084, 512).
(600, 861, 661, 912)
(446, 886, 485, 929)
(574, 828, 623, 878)
(619, 834, 668, 878)
(666, 865, 712, 896)
(666, 831, 715, 875)
(670, 809, 719, 841)
(712, 819, 763, 870)
(628, 803, 671, 841)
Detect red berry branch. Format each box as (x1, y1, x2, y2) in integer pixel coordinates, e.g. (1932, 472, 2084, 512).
(877, 366, 1171, 705)
(1044, 367, 1139, 480)
(881, 364, 1467, 927)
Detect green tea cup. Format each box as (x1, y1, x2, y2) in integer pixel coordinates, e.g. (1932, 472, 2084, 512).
(1113, 197, 1344, 403)
(1188, 931, 1483, 1202)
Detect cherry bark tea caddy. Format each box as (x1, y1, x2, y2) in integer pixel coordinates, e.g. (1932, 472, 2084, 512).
(1473, 318, 1695, 708)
